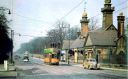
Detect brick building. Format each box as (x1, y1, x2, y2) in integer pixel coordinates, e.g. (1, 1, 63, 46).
(70, 0, 127, 65)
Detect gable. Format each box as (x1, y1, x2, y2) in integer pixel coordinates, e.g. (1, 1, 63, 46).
(105, 24, 117, 31)
(85, 35, 93, 46)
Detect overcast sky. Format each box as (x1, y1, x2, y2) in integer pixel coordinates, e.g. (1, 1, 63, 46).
(0, 0, 127, 51)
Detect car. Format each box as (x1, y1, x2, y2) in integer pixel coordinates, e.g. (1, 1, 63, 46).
(23, 56, 29, 62)
(23, 59, 29, 62)
(83, 58, 100, 70)
(23, 51, 29, 62)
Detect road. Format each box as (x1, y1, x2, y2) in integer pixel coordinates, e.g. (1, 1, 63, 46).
(15, 57, 128, 79)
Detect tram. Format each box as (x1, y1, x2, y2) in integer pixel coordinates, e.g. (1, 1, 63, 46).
(43, 48, 60, 65)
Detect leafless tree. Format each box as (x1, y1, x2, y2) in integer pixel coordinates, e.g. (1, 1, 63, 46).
(65, 26, 80, 40)
(89, 18, 99, 31)
(46, 20, 80, 49)
(47, 21, 69, 48)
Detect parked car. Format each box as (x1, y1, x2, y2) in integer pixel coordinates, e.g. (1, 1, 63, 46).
(83, 58, 100, 70)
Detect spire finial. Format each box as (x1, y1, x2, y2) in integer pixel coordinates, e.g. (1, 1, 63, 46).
(84, 0, 87, 11)
(119, 12, 123, 16)
(105, 0, 111, 4)
(82, 0, 87, 17)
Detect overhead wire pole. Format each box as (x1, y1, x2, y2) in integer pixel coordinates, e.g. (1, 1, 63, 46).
(68, 24, 70, 64)
(11, 30, 14, 64)
(10, 0, 14, 64)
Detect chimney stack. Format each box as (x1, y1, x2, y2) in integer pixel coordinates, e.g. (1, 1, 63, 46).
(117, 13, 125, 37)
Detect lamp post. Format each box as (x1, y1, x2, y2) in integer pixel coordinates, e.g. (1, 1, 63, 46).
(0, 7, 11, 14)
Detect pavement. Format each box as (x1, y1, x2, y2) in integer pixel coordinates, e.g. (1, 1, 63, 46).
(69, 62, 128, 72)
(100, 67, 128, 72)
(0, 64, 17, 78)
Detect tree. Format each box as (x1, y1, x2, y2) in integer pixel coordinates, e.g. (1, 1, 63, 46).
(66, 26, 80, 40)
(126, 24, 128, 36)
(16, 37, 45, 54)
(47, 20, 69, 48)
(0, 7, 13, 64)
(16, 21, 80, 54)
(126, 24, 128, 54)
(89, 18, 99, 31)
(47, 21, 80, 48)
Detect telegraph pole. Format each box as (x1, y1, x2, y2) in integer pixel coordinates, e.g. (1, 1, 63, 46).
(68, 24, 70, 64)
(11, 30, 14, 64)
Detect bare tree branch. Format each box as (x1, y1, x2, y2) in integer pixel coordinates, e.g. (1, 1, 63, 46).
(89, 18, 99, 31)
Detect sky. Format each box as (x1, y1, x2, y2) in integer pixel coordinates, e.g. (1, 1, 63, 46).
(0, 0, 127, 51)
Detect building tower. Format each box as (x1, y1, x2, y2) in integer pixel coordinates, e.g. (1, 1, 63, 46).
(80, 0, 89, 36)
(80, 11, 89, 36)
(116, 13, 127, 64)
(101, 0, 115, 30)
(117, 13, 126, 53)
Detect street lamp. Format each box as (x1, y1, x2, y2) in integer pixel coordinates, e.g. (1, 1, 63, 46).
(0, 7, 11, 15)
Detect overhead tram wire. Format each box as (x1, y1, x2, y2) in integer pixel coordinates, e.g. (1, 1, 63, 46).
(13, 0, 127, 28)
(75, 0, 128, 26)
(88, 0, 128, 20)
(19, 34, 39, 37)
(114, 6, 128, 13)
(89, 6, 128, 28)
(14, 13, 53, 24)
(50, 0, 84, 28)
(13, 0, 127, 25)
(60, 0, 84, 20)
(13, 0, 84, 26)
(14, 32, 43, 37)
(13, 0, 127, 30)
(55, 0, 128, 22)
(12, 1, 128, 38)
(89, 6, 128, 24)
(65, 0, 128, 27)
(116, 0, 127, 7)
